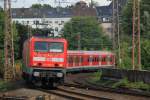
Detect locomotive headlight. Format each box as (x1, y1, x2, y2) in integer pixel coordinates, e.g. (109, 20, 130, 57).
(33, 72, 40, 77)
(57, 73, 63, 77)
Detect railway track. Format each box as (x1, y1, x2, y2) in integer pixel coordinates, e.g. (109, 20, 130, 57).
(64, 73, 150, 98)
(38, 86, 113, 100)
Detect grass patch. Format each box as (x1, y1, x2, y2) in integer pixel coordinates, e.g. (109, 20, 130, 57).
(88, 75, 150, 91)
(112, 78, 150, 91)
(90, 71, 102, 82)
(0, 80, 15, 92)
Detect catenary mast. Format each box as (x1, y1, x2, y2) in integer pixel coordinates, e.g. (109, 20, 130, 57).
(4, 0, 15, 81)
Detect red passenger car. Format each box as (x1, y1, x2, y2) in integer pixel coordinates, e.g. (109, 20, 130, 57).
(22, 37, 115, 86)
(66, 51, 115, 72)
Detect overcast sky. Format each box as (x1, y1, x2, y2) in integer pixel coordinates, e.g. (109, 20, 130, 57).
(0, 0, 111, 8)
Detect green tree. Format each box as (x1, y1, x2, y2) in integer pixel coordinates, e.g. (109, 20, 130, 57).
(15, 23, 28, 59)
(31, 4, 52, 8)
(0, 10, 20, 73)
(32, 28, 53, 37)
(120, 0, 150, 70)
(12, 23, 20, 59)
(0, 9, 4, 49)
(121, 0, 133, 36)
(43, 4, 52, 8)
(62, 16, 111, 50)
(140, 0, 150, 38)
(141, 39, 150, 70)
(31, 4, 42, 8)
(0, 10, 4, 74)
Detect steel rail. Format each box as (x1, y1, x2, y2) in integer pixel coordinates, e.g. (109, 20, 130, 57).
(37, 87, 113, 100)
(57, 86, 113, 100)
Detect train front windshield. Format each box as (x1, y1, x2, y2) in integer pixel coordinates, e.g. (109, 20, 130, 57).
(34, 42, 64, 53)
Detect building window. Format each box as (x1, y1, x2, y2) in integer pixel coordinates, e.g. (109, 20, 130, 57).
(55, 27, 58, 32)
(33, 20, 39, 24)
(49, 21, 52, 23)
(45, 21, 48, 23)
(33, 21, 36, 24)
(55, 21, 58, 24)
(27, 21, 29, 24)
(107, 28, 112, 33)
(61, 21, 65, 24)
(35, 12, 38, 16)
(12, 12, 16, 16)
(36, 21, 39, 24)
(22, 21, 25, 24)
(103, 17, 110, 22)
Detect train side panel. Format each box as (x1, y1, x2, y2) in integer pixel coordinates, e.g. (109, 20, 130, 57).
(66, 51, 115, 72)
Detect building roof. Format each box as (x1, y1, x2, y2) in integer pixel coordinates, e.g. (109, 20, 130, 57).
(12, 8, 73, 18)
(12, 1, 97, 19)
(95, 3, 112, 18)
(72, 1, 96, 17)
(95, 0, 127, 22)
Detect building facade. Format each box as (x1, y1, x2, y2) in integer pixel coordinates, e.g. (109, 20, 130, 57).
(11, 1, 127, 37)
(95, 0, 127, 37)
(12, 8, 72, 36)
(11, 1, 97, 37)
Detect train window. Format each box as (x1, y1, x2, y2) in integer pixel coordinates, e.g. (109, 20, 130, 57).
(75, 57, 79, 63)
(74, 56, 76, 63)
(81, 57, 83, 62)
(88, 56, 93, 62)
(87, 58, 89, 62)
(67, 56, 70, 63)
(92, 57, 95, 62)
(99, 56, 102, 62)
(34, 42, 48, 52)
(68, 56, 73, 63)
(34, 42, 64, 52)
(49, 42, 64, 53)
(102, 57, 106, 62)
(107, 56, 113, 62)
(98, 57, 99, 62)
(95, 57, 99, 62)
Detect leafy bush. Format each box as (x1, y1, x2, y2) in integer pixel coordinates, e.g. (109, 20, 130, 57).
(91, 70, 102, 82)
(112, 78, 150, 91)
(112, 77, 129, 88)
(62, 16, 111, 50)
(0, 81, 13, 92)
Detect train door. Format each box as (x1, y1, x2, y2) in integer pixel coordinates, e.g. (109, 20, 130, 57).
(101, 55, 107, 65)
(84, 55, 88, 66)
(67, 55, 73, 67)
(98, 55, 102, 66)
(93, 55, 99, 66)
(107, 55, 111, 65)
(89, 56, 93, 66)
(73, 55, 79, 67)
(79, 55, 82, 66)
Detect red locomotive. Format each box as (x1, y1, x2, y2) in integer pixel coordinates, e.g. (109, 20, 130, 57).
(22, 37, 115, 86)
